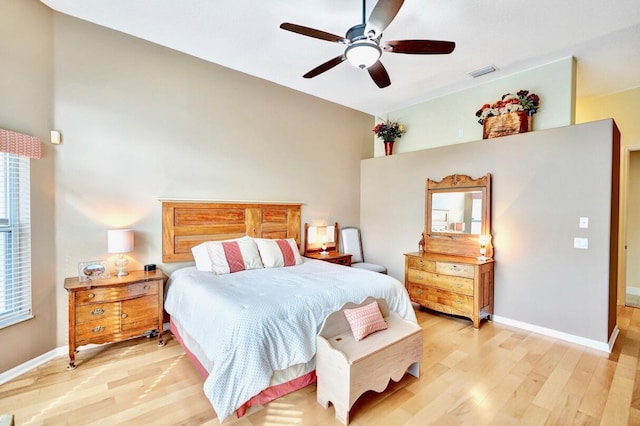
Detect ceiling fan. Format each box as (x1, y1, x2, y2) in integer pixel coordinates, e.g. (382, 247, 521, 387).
(280, 0, 456, 88)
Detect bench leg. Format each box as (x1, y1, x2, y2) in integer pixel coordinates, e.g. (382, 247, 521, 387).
(334, 403, 350, 426)
(317, 393, 329, 409)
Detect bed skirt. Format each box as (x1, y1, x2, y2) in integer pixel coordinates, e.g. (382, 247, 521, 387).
(169, 318, 317, 418)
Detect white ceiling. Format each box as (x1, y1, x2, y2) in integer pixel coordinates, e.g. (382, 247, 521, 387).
(40, 0, 640, 116)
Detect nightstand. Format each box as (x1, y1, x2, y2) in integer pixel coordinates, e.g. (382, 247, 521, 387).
(64, 269, 167, 369)
(306, 251, 352, 266)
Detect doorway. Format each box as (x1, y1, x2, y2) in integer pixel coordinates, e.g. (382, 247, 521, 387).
(626, 149, 640, 307)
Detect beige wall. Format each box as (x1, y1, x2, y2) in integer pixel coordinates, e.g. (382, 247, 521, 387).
(51, 15, 372, 347)
(375, 57, 576, 157)
(361, 120, 618, 344)
(0, 0, 56, 372)
(1, 0, 632, 372)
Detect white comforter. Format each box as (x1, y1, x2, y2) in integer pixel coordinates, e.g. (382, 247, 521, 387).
(164, 258, 416, 421)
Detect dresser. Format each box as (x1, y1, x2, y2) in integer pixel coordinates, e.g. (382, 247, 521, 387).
(404, 252, 494, 329)
(64, 269, 167, 369)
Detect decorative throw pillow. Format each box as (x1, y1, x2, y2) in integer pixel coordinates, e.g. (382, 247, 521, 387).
(191, 236, 264, 274)
(343, 301, 388, 341)
(255, 238, 302, 268)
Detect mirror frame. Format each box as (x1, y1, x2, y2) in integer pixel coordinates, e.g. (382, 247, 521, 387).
(425, 173, 492, 258)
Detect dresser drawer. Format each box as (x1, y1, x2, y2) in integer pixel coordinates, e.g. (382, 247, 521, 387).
(435, 262, 475, 278)
(406, 257, 435, 272)
(409, 283, 473, 314)
(407, 269, 473, 296)
(75, 280, 159, 305)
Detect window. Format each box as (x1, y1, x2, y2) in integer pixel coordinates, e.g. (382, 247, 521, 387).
(0, 153, 32, 328)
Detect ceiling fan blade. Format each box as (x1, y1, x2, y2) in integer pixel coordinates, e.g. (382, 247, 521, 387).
(383, 39, 456, 54)
(365, 0, 405, 38)
(280, 23, 347, 43)
(303, 55, 346, 79)
(367, 61, 391, 88)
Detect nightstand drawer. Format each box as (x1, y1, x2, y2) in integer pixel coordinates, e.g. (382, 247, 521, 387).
(75, 319, 119, 345)
(332, 257, 351, 266)
(75, 280, 159, 305)
(76, 302, 120, 324)
(121, 295, 160, 331)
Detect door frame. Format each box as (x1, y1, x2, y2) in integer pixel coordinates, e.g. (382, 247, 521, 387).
(620, 145, 640, 305)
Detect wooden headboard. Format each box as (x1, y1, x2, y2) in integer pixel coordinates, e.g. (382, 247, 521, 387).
(161, 201, 302, 262)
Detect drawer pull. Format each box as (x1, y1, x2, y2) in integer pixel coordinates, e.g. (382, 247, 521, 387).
(451, 265, 460, 271)
(92, 326, 105, 333)
(418, 260, 424, 267)
(416, 274, 424, 280)
(415, 289, 424, 295)
(88, 293, 95, 299)
(121, 313, 128, 319)
(455, 299, 462, 305)
(91, 308, 105, 316)
(144, 284, 150, 291)
(454, 282, 462, 288)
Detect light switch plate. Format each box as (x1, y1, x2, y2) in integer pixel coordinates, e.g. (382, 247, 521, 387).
(574, 237, 588, 249)
(579, 217, 589, 229)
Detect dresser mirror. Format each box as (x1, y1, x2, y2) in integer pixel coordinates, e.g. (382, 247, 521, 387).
(425, 173, 492, 258)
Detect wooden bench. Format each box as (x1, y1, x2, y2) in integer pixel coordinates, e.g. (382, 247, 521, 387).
(316, 297, 423, 425)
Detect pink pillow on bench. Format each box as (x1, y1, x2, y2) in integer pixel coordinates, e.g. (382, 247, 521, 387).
(343, 301, 388, 341)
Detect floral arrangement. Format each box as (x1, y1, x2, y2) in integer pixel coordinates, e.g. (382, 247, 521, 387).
(373, 119, 406, 142)
(475, 90, 540, 125)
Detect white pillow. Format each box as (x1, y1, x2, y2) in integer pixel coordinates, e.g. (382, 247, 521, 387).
(191, 236, 263, 274)
(255, 238, 302, 268)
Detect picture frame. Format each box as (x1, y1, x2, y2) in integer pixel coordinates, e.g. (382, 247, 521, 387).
(78, 260, 109, 281)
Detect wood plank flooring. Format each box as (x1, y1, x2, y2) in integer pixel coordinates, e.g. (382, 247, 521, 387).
(2, 306, 640, 425)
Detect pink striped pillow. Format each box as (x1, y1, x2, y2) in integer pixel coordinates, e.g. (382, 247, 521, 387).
(255, 238, 302, 268)
(343, 301, 388, 341)
(191, 237, 264, 274)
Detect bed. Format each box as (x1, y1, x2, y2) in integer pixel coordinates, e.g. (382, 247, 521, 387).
(161, 201, 416, 422)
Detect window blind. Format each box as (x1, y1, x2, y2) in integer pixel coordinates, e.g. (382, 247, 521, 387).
(0, 153, 32, 328)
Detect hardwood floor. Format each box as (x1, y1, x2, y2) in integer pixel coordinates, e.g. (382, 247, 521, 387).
(2, 306, 640, 425)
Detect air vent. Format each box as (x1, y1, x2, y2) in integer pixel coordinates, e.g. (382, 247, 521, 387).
(469, 64, 498, 78)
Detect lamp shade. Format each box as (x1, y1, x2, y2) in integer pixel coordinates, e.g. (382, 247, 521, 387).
(108, 229, 134, 253)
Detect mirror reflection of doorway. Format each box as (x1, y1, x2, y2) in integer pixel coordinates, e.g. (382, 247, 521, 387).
(626, 150, 640, 307)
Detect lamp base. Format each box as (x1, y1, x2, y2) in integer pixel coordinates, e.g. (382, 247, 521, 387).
(114, 254, 129, 277)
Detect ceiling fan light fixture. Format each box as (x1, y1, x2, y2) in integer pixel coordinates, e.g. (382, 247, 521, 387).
(345, 41, 382, 69)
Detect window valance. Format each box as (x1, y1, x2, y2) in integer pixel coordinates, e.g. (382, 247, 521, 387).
(0, 128, 41, 159)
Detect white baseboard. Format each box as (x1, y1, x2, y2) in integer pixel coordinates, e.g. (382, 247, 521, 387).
(0, 343, 111, 386)
(492, 315, 618, 353)
(0, 346, 66, 385)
